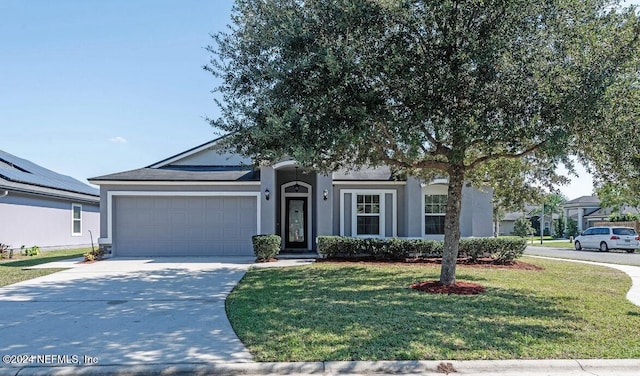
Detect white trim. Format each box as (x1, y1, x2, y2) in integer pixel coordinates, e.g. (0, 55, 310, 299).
(71, 203, 82, 237)
(340, 189, 397, 238)
(420, 178, 449, 188)
(148, 141, 219, 168)
(334, 181, 406, 186)
(280, 181, 313, 250)
(422, 189, 448, 237)
(104, 191, 261, 245)
(272, 160, 299, 170)
(89, 180, 260, 186)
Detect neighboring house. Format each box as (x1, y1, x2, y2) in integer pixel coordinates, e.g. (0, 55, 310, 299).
(497, 211, 523, 236)
(89, 138, 493, 257)
(0, 150, 100, 250)
(498, 205, 558, 236)
(563, 195, 639, 232)
(563, 196, 602, 232)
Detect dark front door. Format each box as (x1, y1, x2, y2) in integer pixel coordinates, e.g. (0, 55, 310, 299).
(285, 197, 307, 249)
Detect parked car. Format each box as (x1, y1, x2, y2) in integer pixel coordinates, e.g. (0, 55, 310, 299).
(574, 226, 639, 253)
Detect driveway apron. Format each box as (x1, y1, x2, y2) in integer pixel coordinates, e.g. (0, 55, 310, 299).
(0, 257, 255, 367)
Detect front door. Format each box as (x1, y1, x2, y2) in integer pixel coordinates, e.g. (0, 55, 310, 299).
(285, 197, 307, 249)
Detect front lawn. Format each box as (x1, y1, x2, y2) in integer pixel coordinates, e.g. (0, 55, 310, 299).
(0, 248, 89, 287)
(226, 257, 640, 361)
(525, 239, 576, 249)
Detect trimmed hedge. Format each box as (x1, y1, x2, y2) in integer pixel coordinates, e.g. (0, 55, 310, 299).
(317, 236, 525, 264)
(252, 234, 282, 260)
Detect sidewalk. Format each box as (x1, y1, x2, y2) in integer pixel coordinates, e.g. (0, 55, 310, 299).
(4, 359, 640, 375)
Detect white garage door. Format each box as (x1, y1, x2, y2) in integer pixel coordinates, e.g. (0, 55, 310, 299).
(114, 195, 258, 256)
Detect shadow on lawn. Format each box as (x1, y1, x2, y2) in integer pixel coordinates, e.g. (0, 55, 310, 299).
(1, 254, 85, 268)
(228, 265, 577, 361)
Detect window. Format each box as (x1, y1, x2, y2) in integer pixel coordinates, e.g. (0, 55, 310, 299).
(356, 194, 380, 235)
(342, 189, 396, 238)
(424, 194, 447, 235)
(613, 228, 637, 236)
(72, 204, 82, 236)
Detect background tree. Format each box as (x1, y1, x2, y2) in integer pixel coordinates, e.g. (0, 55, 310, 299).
(528, 193, 567, 236)
(513, 217, 536, 238)
(207, 0, 640, 285)
(584, 31, 640, 212)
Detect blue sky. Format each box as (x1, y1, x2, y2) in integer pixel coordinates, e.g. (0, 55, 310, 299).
(1, 0, 637, 200)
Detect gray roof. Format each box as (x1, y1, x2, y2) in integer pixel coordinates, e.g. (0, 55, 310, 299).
(90, 167, 260, 182)
(585, 206, 640, 218)
(0, 149, 99, 200)
(564, 195, 601, 207)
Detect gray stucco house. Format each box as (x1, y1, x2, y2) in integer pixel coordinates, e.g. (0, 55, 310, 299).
(0, 150, 100, 250)
(89, 138, 493, 257)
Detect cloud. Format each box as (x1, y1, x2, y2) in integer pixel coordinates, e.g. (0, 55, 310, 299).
(109, 136, 128, 144)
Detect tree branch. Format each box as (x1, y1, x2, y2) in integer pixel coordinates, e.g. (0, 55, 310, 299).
(467, 142, 544, 169)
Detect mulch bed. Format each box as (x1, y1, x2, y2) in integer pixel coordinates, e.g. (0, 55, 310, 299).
(410, 280, 486, 295)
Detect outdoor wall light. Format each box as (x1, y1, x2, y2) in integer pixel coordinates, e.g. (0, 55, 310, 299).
(265, 189, 270, 201)
(323, 189, 329, 201)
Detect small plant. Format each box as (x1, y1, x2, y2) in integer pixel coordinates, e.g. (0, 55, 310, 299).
(22, 245, 40, 256)
(0, 243, 10, 259)
(252, 234, 281, 261)
(83, 247, 104, 262)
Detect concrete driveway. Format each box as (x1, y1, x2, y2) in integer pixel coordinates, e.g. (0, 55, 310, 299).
(0, 257, 255, 367)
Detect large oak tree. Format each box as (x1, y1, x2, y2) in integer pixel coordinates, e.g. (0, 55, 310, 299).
(207, 0, 640, 285)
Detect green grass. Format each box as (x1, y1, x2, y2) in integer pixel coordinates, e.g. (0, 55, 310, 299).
(525, 239, 576, 249)
(502, 236, 576, 248)
(226, 257, 640, 361)
(0, 248, 89, 287)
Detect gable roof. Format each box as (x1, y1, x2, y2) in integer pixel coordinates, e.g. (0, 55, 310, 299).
(564, 195, 600, 207)
(147, 136, 236, 168)
(0, 149, 99, 202)
(89, 167, 260, 183)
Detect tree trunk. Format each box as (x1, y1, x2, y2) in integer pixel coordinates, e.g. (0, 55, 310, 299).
(440, 167, 465, 286)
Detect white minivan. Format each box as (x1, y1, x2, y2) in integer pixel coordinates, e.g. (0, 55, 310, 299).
(574, 226, 639, 253)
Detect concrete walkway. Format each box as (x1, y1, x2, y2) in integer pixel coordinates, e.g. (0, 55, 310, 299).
(1, 256, 639, 375)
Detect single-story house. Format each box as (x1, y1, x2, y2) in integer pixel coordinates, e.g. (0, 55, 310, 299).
(0, 149, 100, 251)
(89, 138, 493, 257)
(498, 205, 559, 236)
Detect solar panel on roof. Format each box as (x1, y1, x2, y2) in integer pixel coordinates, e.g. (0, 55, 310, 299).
(0, 150, 98, 196)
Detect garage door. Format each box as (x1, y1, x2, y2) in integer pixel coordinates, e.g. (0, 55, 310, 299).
(114, 196, 258, 256)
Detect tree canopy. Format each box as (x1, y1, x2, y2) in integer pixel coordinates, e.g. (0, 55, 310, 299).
(207, 0, 640, 285)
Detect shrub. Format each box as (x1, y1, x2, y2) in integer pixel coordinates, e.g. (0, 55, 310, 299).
(608, 212, 640, 222)
(317, 236, 524, 263)
(566, 218, 579, 238)
(0, 243, 10, 259)
(84, 248, 105, 262)
(22, 245, 39, 256)
(252, 234, 281, 261)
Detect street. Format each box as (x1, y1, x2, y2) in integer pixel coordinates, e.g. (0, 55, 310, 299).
(525, 245, 640, 266)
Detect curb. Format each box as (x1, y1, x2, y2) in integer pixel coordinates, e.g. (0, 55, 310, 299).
(3, 359, 640, 376)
